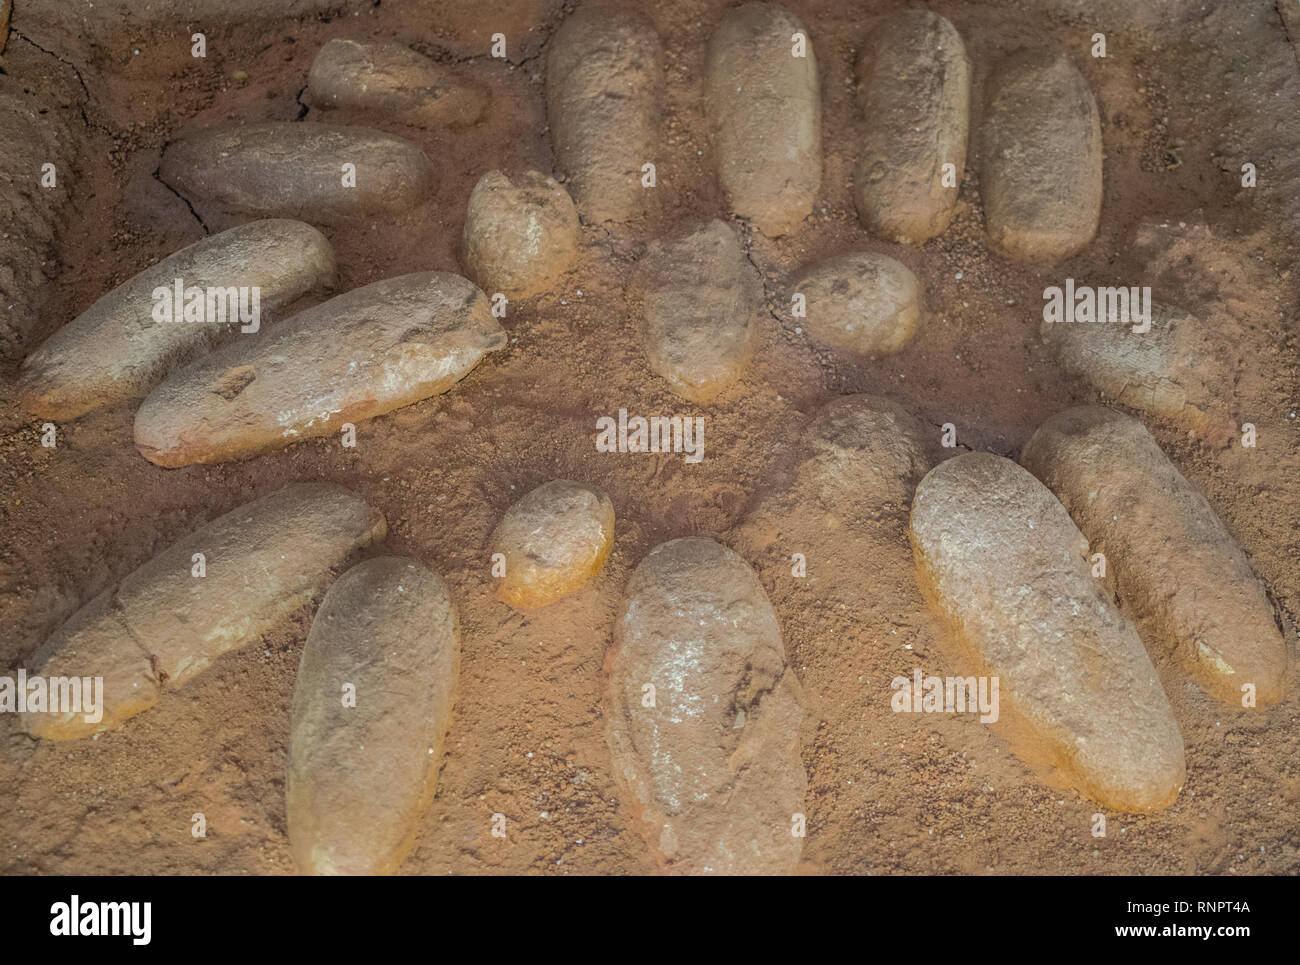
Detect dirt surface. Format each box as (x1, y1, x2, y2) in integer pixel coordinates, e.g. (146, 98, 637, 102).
(1, 0, 1298, 875)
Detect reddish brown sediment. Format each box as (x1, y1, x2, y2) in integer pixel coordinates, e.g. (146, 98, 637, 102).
(2, 0, 1298, 877)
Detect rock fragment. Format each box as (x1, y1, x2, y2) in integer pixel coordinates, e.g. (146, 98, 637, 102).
(287, 556, 459, 875)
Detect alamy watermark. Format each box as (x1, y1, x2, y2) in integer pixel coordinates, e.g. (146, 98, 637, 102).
(0, 670, 104, 724)
(50, 895, 151, 945)
(595, 408, 704, 463)
(1042, 279, 1151, 334)
(890, 668, 999, 724)
(151, 278, 261, 333)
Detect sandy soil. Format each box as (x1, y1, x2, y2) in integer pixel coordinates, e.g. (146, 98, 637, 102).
(1, 0, 1298, 874)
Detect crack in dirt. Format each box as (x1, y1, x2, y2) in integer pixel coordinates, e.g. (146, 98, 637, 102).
(414, 24, 552, 73)
(152, 166, 211, 235)
(458, 13, 557, 71)
(509, 27, 554, 72)
(8, 28, 114, 137)
(739, 224, 843, 386)
(1277, 1, 1300, 70)
(739, 230, 786, 329)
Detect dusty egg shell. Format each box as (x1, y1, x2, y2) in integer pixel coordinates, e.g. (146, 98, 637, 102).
(793, 251, 922, 356)
(731, 393, 934, 623)
(158, 122, 436, 223)
(1040, 300, 1239, 446)
(17, 220, 336, 420)
(305, 38, 489, 129)
(909, 452, 1186, 813)
(606, 537, 807, 874)
(796, 393, 930, 518)
(21, 483, 386, 741)
(854, 8, 971, 244)
(546, 5, 663, 223)
(1021, 405, 1287, 706)
(981, 48, 1102, 264)
(638, 219, 762, 402)
(704, 2, 822, 237)
(287, 556, 459, 875)
(463, 170, 579, 299)
(133, 271, 507, 467)
(490, 480, 615, 610)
